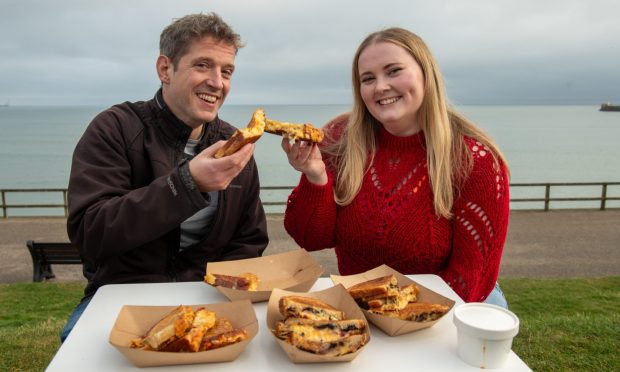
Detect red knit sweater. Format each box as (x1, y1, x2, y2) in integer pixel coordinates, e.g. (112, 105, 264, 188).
(284, 120, 510, 302)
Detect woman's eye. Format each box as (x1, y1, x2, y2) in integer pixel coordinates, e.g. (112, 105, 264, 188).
(388, 67, 402, 75)
(361, 76, 375, 84)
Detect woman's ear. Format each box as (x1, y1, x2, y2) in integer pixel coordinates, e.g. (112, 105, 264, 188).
(156, 55, 172, 84)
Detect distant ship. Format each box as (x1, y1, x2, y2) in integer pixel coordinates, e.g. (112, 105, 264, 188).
(600, 102, 620, 112)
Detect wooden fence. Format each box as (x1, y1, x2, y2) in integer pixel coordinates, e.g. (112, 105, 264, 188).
(1, 182, 619, 218)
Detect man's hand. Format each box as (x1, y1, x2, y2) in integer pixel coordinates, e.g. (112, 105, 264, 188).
(189, 141, 256, 192)
(281, 138, 328, 185)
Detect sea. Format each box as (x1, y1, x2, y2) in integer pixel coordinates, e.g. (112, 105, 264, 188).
(1, 104, 619, 214)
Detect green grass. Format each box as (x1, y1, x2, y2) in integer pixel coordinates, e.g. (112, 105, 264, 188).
(0, 282, 83, 372)
(1, 278, 619, 371)
(501, 277, 620, 371)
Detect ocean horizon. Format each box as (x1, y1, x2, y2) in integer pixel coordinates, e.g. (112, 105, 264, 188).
(1, 104, 619, 213)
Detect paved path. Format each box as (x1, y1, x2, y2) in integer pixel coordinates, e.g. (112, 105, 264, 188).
(1, 210, 619, 283)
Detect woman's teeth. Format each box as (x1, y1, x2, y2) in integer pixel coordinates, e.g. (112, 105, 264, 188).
(379, 97, 399, 105)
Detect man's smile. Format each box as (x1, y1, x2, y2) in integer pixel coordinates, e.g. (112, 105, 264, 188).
(197, 93, 218, 103)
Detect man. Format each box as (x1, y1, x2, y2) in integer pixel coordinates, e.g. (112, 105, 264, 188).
(62, 13, 268, 341)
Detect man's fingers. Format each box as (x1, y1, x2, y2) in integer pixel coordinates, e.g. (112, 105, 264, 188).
(196, 140, 226, 159)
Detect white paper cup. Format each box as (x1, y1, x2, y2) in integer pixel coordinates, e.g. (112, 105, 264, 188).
(453, 303, 520, 369)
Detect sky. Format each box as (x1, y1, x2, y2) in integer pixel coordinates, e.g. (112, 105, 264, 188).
(1, 0, 619, 106)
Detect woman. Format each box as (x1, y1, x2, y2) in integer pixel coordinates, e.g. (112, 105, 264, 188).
(281, 28, 510, 307)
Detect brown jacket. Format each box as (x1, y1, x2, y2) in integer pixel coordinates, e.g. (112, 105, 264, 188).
(67, 90, 268, 298)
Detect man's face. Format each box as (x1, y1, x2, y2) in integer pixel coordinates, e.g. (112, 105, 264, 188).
(157, 36, 236, 128)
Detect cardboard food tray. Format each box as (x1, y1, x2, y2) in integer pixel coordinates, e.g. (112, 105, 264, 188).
(205, 249, 324, 302)
(330, 264, 455, 336)
(109, 300, 258, 367)
(266, 284, 371, 363)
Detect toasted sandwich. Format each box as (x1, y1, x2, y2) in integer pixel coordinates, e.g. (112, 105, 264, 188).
(381, 302, 450, 322)
(366, 283, 419, 312)
(264, 119, 324, 143)
(203, 317, 234, 337)
(131, 305, 195, 350)
(159, 308, 216, 352)
(204, 272, 259, 291)
(200, 329, 248, 351)
(214, 109, 265, 158)
(347, 275, 400, 301)
(278, 296, 345, 321)
(274, 318, 368, 356)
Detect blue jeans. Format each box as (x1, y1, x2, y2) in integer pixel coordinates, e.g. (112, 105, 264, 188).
(484, 282, 508, 309)
(60, 295, 93, 343)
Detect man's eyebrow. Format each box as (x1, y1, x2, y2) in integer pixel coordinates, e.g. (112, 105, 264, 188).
(190, 56, 215, 64)
(190, 57, 235, 70)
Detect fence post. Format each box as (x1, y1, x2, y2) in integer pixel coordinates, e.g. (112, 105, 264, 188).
(63, 190, 68, 216)
(1, 190, 6, 218)
(601, 183, 607, 211)
(544, 184, 551, 211)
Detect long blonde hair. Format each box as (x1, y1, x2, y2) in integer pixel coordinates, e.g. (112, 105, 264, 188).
(325, 27, 508, 218)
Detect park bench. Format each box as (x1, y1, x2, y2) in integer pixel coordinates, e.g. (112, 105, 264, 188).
(26, 240, 82, 282)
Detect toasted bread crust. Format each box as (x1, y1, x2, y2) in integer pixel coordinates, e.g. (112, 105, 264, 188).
(278, 296, 345, 321)
(199, 329, 248, 351)
(140, 305, 195, 350)
(203, 317, 234, 338)
(347, 275, 399, 299)
(214, 109, 266, 158)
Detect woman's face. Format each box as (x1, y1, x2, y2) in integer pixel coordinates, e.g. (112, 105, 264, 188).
(358, 41, 425, 137)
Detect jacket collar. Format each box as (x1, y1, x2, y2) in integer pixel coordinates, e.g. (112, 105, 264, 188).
(150, 89, 223, 150)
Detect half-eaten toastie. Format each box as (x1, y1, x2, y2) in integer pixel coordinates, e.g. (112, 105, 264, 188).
(204, 272, 259, 291)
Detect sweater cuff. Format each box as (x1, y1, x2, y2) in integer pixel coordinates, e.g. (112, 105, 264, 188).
(176, 160, 207, 209)
(296, 172, 334, 203)
(179, 159, 197, 192)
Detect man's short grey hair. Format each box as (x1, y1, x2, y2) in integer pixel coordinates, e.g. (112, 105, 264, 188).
(160, 13, 244, 67)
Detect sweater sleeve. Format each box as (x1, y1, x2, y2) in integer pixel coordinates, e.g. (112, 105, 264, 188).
(439, 143, 510, 302)
(283, 171, 338, 250)
(283, 113, 349, 251)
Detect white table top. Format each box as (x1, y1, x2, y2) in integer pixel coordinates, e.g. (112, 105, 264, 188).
(47, 275, 531, 371)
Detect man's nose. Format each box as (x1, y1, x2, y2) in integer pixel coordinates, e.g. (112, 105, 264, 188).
(206, 70, 224, 90)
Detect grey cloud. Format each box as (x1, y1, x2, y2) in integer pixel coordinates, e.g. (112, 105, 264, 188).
(1, 0, 619, 105)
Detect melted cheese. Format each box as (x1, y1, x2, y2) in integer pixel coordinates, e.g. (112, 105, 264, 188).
(289, 324, 342, 343)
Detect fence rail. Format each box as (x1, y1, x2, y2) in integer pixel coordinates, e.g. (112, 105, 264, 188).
(2, 182, 619, 218)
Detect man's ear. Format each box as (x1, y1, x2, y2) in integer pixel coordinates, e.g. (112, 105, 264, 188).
(156, 55, 172, 84)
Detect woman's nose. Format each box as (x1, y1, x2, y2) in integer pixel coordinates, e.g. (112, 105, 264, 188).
(375, 76, 390, 93)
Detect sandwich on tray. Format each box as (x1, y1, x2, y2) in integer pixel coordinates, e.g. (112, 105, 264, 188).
(273, 295, 369, 357)
(204, 272, 259, 291)
(130, 305, 248, 352)
(347, 274, 449, 321)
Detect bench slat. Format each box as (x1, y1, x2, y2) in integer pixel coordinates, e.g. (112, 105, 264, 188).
(26, 240, 82, 282)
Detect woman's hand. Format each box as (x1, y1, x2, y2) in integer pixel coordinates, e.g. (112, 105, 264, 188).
(281, 137, 328, 185)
